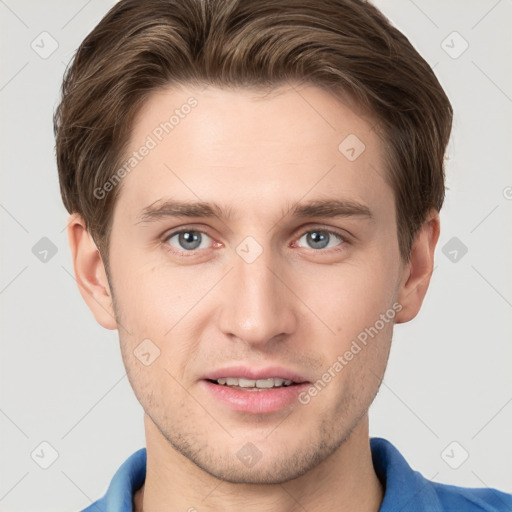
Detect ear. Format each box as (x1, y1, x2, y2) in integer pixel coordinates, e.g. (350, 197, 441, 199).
(395, 210, 440, 324)
(67, 213, 118, 330)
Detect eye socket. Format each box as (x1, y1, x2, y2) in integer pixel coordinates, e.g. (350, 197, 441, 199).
(295, 229, 345, 250)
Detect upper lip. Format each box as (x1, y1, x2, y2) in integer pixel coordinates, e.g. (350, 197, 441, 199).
(203, 366, 309, 383)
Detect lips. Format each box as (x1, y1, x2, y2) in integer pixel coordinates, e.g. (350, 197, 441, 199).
(200, 366, 311, 413)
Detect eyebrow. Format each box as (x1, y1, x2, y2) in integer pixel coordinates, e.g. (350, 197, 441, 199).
(288, 199, 373, 220)
(136, 198, 373, 224)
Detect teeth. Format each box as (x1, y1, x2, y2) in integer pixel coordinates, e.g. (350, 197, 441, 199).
(257, 378, 277, 388)
(215, 377, 294, 388)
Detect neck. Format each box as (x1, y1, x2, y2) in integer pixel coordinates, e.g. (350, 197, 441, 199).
(134, 414, 383, 512)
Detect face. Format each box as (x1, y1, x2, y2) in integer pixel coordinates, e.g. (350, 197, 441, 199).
(101, 83, 408, 483)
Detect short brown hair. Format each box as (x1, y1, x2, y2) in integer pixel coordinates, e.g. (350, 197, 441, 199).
(54, 0, 452, 266)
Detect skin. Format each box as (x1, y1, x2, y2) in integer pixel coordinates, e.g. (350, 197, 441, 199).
(68, 83, 439, 512)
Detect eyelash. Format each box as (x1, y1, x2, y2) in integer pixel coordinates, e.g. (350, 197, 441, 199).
(161, 226, 349, 256)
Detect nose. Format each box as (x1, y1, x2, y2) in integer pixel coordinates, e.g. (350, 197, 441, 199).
(218, 249, 298, 348)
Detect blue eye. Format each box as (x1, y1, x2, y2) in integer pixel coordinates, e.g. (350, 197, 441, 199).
(296, 230, 344, 250)
(166, 230, 212, 251)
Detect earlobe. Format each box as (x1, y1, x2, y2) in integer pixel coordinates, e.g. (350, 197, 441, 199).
(395, 211, 440, 324)
(67, 213, 118, 330)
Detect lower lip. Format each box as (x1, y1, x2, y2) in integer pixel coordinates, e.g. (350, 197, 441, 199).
(201, 380, 310, 414)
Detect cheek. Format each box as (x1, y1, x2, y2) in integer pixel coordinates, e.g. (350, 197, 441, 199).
(294, 255, 399, 339)
(112, 262, 214, 379)
(328, 316, 393, 413)
(294, 254, 398, 404)
(112, 256, 202, 332)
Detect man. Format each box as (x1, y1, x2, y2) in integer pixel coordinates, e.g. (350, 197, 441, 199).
(54, 0, 512, 510)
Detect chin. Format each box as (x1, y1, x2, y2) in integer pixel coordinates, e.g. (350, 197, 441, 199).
(173, 433, 341, 485)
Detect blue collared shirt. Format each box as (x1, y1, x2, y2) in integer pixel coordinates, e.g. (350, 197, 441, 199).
(81, 437, 512, 511)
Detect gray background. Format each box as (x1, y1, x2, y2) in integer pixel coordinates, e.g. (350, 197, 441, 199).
(1, 0, 511, 510)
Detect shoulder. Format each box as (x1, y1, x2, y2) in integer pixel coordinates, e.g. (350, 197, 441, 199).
(370, 437, 512, 512)
(429, 480, 512, 511)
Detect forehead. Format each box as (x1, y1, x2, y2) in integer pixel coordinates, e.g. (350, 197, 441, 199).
(114, 83, 392, 225)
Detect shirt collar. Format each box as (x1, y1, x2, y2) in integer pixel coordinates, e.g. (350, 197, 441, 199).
(89, 447, 146, 512)
(371, 437, 442, 512)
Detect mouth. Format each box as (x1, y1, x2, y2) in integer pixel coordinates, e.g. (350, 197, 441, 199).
(201, 367, 310, 414)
